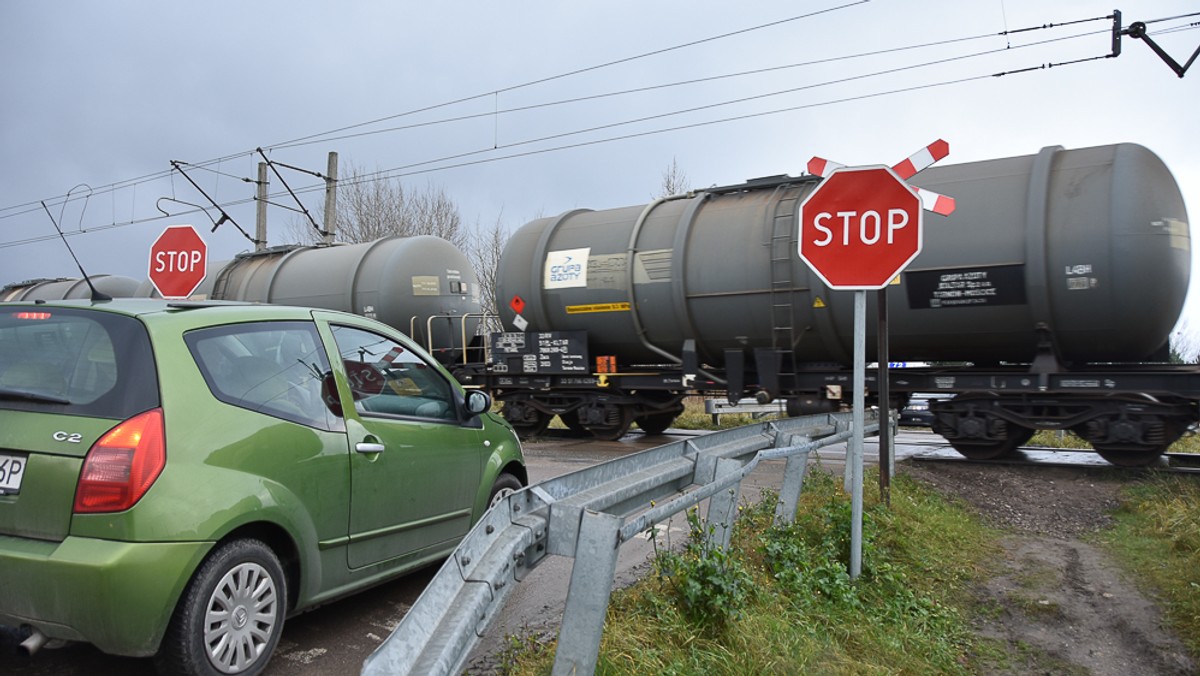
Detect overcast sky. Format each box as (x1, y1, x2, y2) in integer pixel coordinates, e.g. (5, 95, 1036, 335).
(2, 1, 1197, 348)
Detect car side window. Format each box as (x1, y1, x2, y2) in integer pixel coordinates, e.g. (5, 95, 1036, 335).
(329, 324, 459, 422)
(185, 321, 340, 430)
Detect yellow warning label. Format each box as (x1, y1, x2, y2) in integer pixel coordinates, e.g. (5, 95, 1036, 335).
(566, 302, 632, 314)
(812, 296, 826, 308)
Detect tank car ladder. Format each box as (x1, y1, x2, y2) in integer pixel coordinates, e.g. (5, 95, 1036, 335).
(761, 184, 803, 396)
(768, 185, 802, 351)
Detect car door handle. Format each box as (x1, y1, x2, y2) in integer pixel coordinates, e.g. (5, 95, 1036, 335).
(355, 442, 385, 454)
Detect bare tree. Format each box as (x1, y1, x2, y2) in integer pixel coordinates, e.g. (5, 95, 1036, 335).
(656, 157, 692, 198)
(288, 162, 466, 249)
(1170, 314, 1200, 364)
(468, 211, 511, 332)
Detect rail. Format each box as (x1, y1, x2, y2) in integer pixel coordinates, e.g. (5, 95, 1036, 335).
(361, 410, 879, 676)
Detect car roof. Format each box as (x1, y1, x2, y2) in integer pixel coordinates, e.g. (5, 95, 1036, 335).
(0, 298, 327, 326)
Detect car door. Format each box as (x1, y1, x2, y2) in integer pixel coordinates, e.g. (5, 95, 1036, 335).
(316, 314, 485, 570)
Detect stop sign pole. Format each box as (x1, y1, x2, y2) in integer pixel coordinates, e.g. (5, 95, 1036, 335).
(799, 141, 955, 580)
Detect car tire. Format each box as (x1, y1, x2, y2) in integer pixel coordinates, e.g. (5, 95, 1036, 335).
(487, 472, 524, 510)
(155, 538, 287, 676)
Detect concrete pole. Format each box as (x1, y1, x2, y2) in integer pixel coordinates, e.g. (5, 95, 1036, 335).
(323, 151, 338, 245)
(255, 162, 268, 251)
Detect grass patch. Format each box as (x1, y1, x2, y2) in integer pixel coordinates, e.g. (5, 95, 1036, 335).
(672, 396, 783, 431)
(1028, 429, 1093, 450)
(500, 469, 1003, 674)
(1169, 431, 1200, 454)
(1096, 474, 1200, 657)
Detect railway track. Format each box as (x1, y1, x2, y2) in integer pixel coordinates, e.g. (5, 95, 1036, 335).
(530, 426, 1200, 474)
(908, 440, 1200, 474)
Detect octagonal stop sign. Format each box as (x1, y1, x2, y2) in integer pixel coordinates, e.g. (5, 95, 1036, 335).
(798, 165, 923, 289)
(148, 225, 207, 299)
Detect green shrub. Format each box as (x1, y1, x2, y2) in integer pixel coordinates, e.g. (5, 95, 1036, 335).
(652, 507, 754, 633)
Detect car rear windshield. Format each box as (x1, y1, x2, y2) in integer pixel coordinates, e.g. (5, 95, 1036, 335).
(0, 307, 159, 418)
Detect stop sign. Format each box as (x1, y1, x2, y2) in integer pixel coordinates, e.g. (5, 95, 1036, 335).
(798, 165, 922, 289)
(148, 225, 207, 299)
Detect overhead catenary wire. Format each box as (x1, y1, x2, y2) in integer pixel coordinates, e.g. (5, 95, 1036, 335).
(2, 11, 1192, 251)
(8, 9, 1192, 224)
(210, 23, 1125, 197)
(0, 25, 1077, 247)
(0, 4, 1115, 221)
(268, 1, 871, 150)
(0, 11, 1120, 223)
(0, 53, 1113, 252)
(270, 28, 1018, 152)
(1, 4, 866, 219)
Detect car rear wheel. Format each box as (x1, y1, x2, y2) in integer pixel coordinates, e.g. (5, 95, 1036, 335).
(156, 538, 287, 676)
(488, 473, 524, 510)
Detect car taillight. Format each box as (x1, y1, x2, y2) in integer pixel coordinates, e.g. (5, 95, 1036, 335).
(74, 408, 166, 514)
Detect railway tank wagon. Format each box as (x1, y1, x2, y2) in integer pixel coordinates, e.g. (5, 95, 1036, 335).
(1, 275, 141, 301)
(136, 235, 486, 362)
(492, 143, 1195, 464)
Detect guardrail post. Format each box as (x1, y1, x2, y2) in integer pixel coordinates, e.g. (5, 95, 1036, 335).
(552, 509, 622, 675)
(704, 458, 743, 551)
(774, 435, 811, 525)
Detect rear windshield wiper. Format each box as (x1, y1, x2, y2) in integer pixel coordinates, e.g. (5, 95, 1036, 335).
(0, 388, 71, 405)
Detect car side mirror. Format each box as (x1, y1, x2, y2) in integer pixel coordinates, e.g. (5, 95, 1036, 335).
(464, 389, 491, 416)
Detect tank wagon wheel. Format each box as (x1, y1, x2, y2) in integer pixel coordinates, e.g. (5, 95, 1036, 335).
(944, 427, 1035, 460)
(557, 410, 591, 437)
(1090, 445, 1165, 468)
(513, 412, 552, 439)
(502, 402, 552, 439)
(932, 411, 1034, 461)
(635, 412, 678, 436)
(582, 406, 634, 441)
(587, 423, 632, 441)
(1072, 414, 1186, 467)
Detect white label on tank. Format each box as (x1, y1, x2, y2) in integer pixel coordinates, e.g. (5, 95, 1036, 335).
(544, 248, 590, 289)
(412, 275, 440, 296)
(512, 314, 529, 331)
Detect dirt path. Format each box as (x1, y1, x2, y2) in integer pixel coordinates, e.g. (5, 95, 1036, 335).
(904, 461, 1195, 675)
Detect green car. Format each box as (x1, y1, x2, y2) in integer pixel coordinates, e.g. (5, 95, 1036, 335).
(0, 299, 526, 675)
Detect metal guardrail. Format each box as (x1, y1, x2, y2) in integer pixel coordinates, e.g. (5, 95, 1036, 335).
(361, 410, 880, 676)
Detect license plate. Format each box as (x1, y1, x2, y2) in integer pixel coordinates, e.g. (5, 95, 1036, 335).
(0, 453, 27, 495)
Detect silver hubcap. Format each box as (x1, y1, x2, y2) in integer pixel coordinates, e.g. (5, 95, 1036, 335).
(205, 562, 278, 674)
(490, 487, 516, 509)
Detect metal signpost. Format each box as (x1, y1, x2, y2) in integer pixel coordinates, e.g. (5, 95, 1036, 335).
(798, 141, 955, 578)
